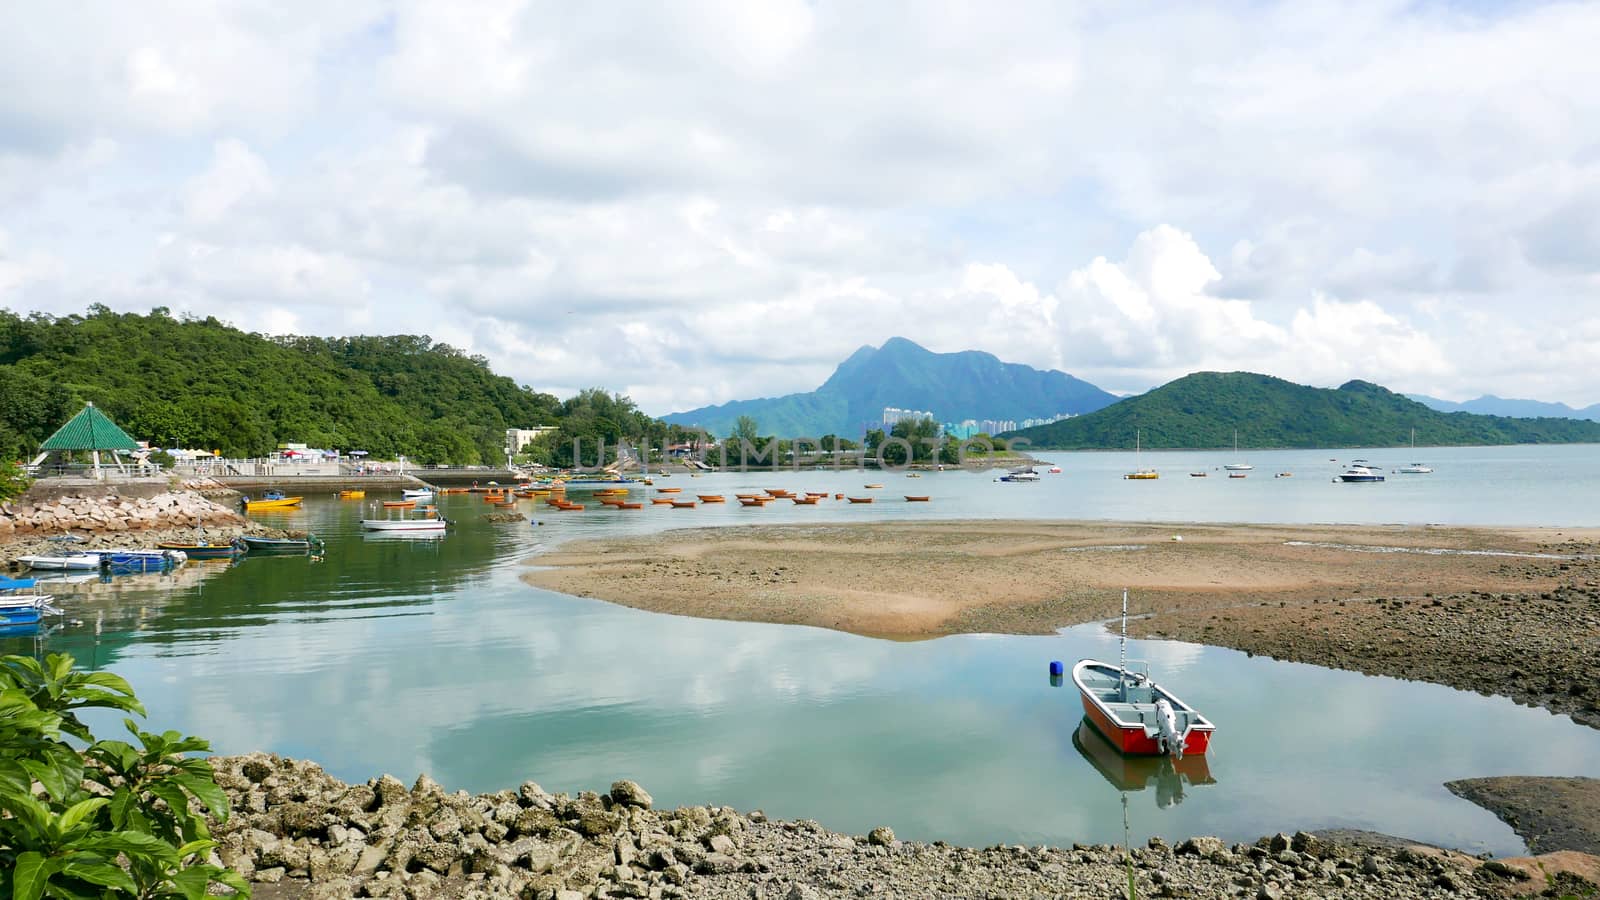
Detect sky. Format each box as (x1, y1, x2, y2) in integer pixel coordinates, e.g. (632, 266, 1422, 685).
(3, 1, 1600, 414)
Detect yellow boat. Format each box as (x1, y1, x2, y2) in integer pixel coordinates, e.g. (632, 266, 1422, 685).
(338, 489, 365, 499)
(243, 492, 303, 511)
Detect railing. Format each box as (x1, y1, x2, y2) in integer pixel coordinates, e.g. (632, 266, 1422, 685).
(25, 462, 166, 480)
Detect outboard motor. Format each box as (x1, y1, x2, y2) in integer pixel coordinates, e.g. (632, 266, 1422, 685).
(1154, 697, 1184, 760)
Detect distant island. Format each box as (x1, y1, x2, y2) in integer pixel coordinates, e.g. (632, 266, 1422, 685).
(664, 337, 1116, 438)
(1408, 393, 1600, 422)
(1004, 372, 1600, 449)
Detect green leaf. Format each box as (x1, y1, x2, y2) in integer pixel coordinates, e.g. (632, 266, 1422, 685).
(175, 772, 228, 817)
(21, 757, 66, 801)
(12, 850, 49, 900)
(0, 757, 33, 795)
(60, 859, 138, 893)
(108, 788, 133, 829)
(78, 829, 178, 863)
(175, 838, 217, 859)
(77, 671, 135, 697)
(58, 797, 109, 833)
(167, 864, 213, 900)
(0, 789, 52, 834)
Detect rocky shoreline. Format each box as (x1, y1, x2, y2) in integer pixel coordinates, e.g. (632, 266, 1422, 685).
(209, 753, 1590, 900)
(0, 485, 283, 568)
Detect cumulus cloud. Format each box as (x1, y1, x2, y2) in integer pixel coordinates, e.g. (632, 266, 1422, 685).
(4, 1, 1600, 408)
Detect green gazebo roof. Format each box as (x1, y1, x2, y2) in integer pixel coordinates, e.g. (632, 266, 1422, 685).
(39, 403, 141, 452)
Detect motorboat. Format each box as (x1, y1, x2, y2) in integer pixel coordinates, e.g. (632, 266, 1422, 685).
(0, 577, 63, 628)
(157, 540, 241, 559)
(361, 516, 448, 531)
(1047, 466, 1063, 474)
(997, 467, 1041, 483)
(241, 490, 303, 511)
(338, 489, 365, 499)
(1335, 461, 1385, 483)
(401, 487, 435, 500)
(240, 534, 325, 554)
(1069, 590, 1214, 758)
(15, 552, 101, 571)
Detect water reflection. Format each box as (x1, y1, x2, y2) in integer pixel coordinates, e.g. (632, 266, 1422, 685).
(1073, 719, 1217, 809)
(4, 482, 1600, 856)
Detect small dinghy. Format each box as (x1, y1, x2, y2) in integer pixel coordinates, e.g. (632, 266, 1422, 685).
(1071, 590, 1214, 758)
(240, 534, 325, 554)
(0, 576, 63, 629)
(16, 552, 102, 571)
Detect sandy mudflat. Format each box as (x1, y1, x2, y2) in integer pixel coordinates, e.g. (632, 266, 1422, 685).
(521, 519, 1599, 638)
(522, 519, 1600, 731)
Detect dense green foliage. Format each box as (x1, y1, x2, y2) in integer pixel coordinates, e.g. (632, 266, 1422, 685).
(1006, 372, 1600, 449)
(0, 652, 247, 899)
(0, 307, 568, 464)
(665, 336, 1116, 438)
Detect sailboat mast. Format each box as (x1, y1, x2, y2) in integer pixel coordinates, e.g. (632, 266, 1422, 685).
(1119, 588, 1128, 674)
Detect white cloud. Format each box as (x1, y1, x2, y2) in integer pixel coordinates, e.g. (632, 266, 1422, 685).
(5, 1, 1600, 408)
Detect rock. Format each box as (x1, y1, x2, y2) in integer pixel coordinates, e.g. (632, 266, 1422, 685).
(1256, 882, 1283, 900)
(1481, 859, 1530, 880)
(1177, 836, 1226, 857)
(610, 780, 654, 810)
(784, 885, 823, 900)
(1267, 833, 1290, 853)
(707, 834, 736, 855)
(867, 826, 895, 847)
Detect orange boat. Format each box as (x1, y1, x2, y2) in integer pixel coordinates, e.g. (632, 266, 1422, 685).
(670, 500, 697, 508)
(657, 487, 682, 494)
(735, 493, 764, 500)
(834, 493, 845, 500)
(617, 502, 643, 510)
(599, 498, 625, 507)
(905, 496, 930, 502)
(493, 500, 518, 508)
(382, 500, 416, 509)
(805, 492, 828, 499)
(863, 483, 884, 489)
(554, 503, 584, 511)
(766, 489, 793, 498)
(651, 498, 676, 506)
(847, 497, 874, 504)
(791, 496, 820, 505)
(440, 487, 470, 494)
(739, 498, 767, 507)
(697, 495, 725, 503)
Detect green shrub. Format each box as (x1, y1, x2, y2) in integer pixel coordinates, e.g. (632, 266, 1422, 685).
(0, 652, 249, 899)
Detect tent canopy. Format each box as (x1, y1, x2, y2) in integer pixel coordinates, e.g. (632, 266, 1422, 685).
(39, 403, 140, 452)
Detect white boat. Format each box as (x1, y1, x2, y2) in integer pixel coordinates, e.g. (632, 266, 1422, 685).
(1398, 428, 1432, 473)
(16, 552, 101, 571)
(401, 488, 435, 499)
(360, 517, 448, 532)
(1335, 461, 1385, 483)
(1223, 429, 1252, 471)
(996, 467, 1041, 483)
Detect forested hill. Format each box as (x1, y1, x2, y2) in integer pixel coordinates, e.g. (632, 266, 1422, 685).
(0, 306, 645, 464)
(1004, 371, 1600, 449)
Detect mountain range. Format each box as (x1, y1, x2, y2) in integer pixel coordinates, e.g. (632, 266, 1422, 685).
(1407, 393, 1600, 421)
(1005, 372, 1600, 449)
(663, 337, 1117, 437)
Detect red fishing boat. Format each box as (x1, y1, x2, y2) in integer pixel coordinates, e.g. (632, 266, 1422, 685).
(1071, 590, 1214, 759)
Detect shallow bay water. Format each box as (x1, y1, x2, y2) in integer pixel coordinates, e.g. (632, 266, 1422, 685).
(6, 444, 1600, 855)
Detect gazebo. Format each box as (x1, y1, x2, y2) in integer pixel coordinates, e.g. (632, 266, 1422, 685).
(37, 402, 141, 478)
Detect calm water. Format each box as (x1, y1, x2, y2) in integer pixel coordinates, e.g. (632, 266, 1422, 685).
(7, 444, 1600, 856)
